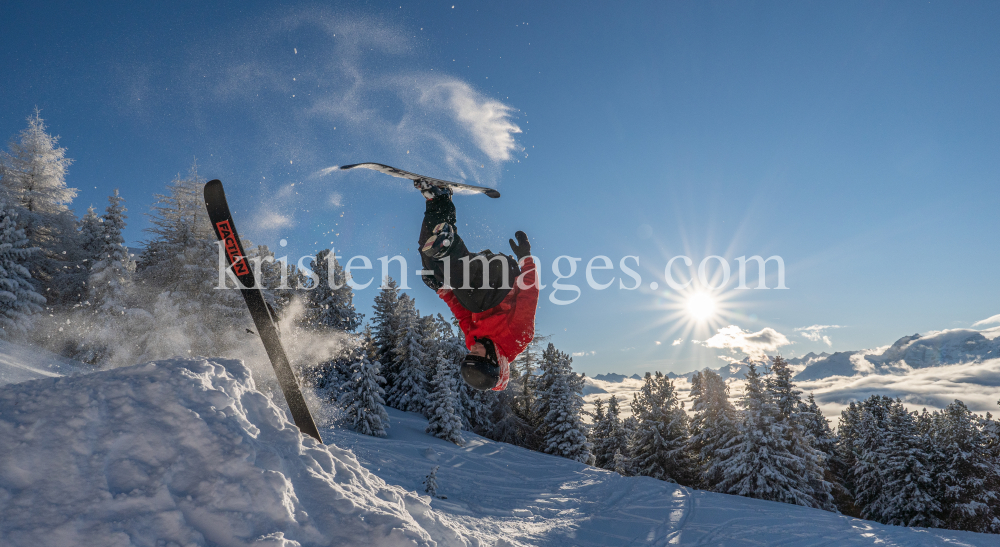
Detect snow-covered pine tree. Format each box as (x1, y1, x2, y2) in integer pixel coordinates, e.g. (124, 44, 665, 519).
(851, 395, 894, 521)
(716, 362, 822, 508)
(799, 392, 851, 511)
(302, 249, 362, 332)
(385, 297, 432, 414)
(628, 372, 694, 484)
(73, 190, 136, 364)
(767, 356, 835, 511)
(928, 400, 1000, 533)
(338, 349, 389, 437)
(136, 161, 250, 358)
(879, 399, 940, 528)
(591, 395, 629, 470)
(533, 342, 567, 440)
(835, 401, 863, 516)
(0, 110, 81, 305)
(513, 335, 547, 431)
(88, 189, 133, 314)
(425, 349, 465, 446)
(603, 395, 629, 470)
(138, 161, 214, 290)
(371, 277, 402, 366)
(613, 448, 631, 476)
(539, 350, 593, 465)
(0, 200, 45, 338)
(77, 206, 104, 266)
(799, 393, 837, 466)
(688, 369, 739, 490)
(589, 398, 609, 465)
(424, 466, 440, 498)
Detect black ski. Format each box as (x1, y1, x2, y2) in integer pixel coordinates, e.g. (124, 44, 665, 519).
(203, 179, 323, 444)
(340, 162, 501, 198)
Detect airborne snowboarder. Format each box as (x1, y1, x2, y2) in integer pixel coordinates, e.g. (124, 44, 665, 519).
(415, 181, 539, 392)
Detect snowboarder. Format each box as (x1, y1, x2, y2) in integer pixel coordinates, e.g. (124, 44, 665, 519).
(415, 182, 539, 392)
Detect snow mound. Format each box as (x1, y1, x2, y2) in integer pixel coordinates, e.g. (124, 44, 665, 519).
(0, 357, 471, 547)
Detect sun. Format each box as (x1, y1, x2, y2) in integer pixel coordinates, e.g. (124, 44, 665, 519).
(685, 292, 717, 321)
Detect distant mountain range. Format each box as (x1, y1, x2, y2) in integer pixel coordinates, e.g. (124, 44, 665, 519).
(593, 327, 1000, 384)
(591, 373, 643, 383)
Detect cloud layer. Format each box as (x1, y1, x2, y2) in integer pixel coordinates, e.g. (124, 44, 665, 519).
(701, 325, 791, 360)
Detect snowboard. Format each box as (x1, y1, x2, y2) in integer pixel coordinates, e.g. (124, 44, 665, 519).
(203, 179, 324, 444)
(340, 162, 501, 198)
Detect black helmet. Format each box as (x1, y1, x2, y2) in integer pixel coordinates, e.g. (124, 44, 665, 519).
(461, 355, 500, 391)
(460, 337, 500, 390)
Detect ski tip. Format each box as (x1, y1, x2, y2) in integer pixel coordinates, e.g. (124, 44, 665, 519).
(204, 179, 223, 198)
(485, 189, 501, 198)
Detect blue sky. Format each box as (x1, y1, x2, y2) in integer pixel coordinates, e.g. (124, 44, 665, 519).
(3, 0, 999, 376)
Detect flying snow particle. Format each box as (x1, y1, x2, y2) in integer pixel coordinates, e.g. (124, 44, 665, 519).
(279, 239, 288, 247)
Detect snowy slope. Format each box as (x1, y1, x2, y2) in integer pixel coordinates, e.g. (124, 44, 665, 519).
(0, 350, 997, 546)
(330, 407, 997, 546)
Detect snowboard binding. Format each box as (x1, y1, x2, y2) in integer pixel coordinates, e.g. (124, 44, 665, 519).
(414, 179, 453, 200)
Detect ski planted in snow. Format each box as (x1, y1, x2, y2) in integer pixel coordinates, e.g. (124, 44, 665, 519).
(340, 162, 501, 198)
(203, 179, 323, 444)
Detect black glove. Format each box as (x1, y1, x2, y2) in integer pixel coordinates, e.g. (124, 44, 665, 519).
(508, 231, 530, 260)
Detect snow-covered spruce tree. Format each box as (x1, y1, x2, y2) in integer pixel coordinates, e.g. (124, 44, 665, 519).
(716, 362, 823, 508)
(532, 342, 568, 440)
(879, 400, 940, 528)
(799, 394, 837, 467)
(851, 395, 894, 521)
(604, 396, 630, 470)
(591, 395, 628, 470)
(613, 449, 631, 476)
(338, 349, 389, 437)
(767, 356, 835, 511)
(371, 277, 402, 366)
(386, 298, 433, 414)
(424, 466, 440, 498)
(425, 348, 465, 446)
(301, 249, 362, 333)
(0, 201, 45, 338)
(539, 351, 593, 465)
(513, 335, 547, 431)
(88, 190, 133, 314)
(0, 109, 81, 305)
(835, 401, 863, 516)
(77, 206, 104, 265)
(928, 400, 1000, 533)
(589, 398, 608, 464)
(74, 190, 136, 364)
(628, 372, 694, 484)
(135, 161, 250, 359)
(799, 392, 851, 511)
(688, 369, 739, 490)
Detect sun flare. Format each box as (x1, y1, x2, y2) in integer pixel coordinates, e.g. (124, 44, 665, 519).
(685, 292, 717, 321)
